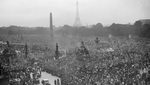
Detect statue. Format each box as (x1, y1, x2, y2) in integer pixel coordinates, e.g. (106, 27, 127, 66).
(55, 43, 59, 59)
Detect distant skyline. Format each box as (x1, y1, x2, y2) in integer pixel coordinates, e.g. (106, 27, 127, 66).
(0, 0, 150, 27)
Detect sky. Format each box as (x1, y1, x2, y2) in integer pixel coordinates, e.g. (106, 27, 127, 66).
(0, 0, 150, 27)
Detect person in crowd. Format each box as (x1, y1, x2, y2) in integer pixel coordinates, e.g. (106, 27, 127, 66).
(6, 41, 10, 47)
(95, 37, 99, 45)
(57, 79, 60, 85)
(79, 41, 89, 55)
(2, 47, 9, 56)
(54, 80, 57, 85)
(2, 41, 11, 55)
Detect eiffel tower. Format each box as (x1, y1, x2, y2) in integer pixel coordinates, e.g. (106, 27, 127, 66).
(73, 1, 82, 27)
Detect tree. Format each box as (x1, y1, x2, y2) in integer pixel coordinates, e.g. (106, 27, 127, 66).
(96, 23, 103, 28)
(134, 21, 142, 28)
(92, 23, 103, 29)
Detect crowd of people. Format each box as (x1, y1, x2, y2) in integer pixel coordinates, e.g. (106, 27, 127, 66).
(46, 37, 150, 85)
(0, 41, 43, 85)
(0, 36, 150, 85)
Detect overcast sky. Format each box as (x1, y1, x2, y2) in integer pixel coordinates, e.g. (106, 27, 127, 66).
(0, 0, 150, 27)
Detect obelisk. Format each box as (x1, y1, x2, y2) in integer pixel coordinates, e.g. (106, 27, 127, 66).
(50, 12, 54, 46)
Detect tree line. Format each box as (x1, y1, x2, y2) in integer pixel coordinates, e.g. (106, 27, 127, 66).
(57, 20, 150, 38)
(0, 25, 49, 35)
(0, 19, 150, 38)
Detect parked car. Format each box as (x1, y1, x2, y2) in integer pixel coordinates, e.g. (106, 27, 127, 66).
(41, 79, 51, 85)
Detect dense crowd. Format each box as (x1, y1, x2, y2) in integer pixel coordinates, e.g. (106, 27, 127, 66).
(44, 37, 150, 85)
(1, 36, 150, 85)
(0, 41, 43, 85)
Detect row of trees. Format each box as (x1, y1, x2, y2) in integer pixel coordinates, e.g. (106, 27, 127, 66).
(57, 20, 150, 38)
(0, 20, 150, 38)
(134, 20, 150, 37)
(0, 25, 49, 35)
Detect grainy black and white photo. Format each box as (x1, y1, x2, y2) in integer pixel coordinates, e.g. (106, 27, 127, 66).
(0, 0, 150, 85)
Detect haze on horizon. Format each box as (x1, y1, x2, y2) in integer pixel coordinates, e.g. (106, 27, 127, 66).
(0, 0, 150, 27)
